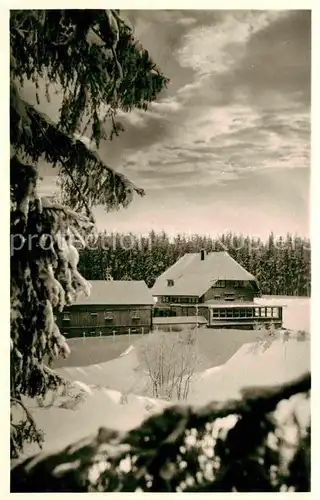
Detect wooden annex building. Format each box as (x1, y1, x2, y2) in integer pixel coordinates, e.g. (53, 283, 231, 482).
(151, 250, 284, 329)
(57, 280, 155, 338)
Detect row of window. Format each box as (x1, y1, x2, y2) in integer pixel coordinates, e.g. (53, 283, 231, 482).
(161, 296, 198, 304)
(67, 327, 147, 337)
(213, 280, 245, 288)
(63, 310, 141, 321)
(161, 294, 245, 303)
(212, 307, 280, 319)
(165, 280, 246, 289)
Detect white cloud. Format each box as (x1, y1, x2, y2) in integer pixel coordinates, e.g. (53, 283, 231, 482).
(117, 109, 149, 128)
(149, 97, 182, 114)
(176, 104, 261, 145)
(176, 17, 197, 26)
(176, 11, 287, 76)
(176, 77, 208, 98)
(115, 97, 182, 129)
(121, 136, 244, 190)
(119, 93, 309, 192)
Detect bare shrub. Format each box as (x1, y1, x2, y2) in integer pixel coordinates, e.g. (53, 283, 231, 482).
(136, 329, 203, 401)
(252, 321, 310, 355)
(35, 381, 87, 410)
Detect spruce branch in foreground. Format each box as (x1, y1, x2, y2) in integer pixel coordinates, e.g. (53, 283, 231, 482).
(11, 372, 310, 493)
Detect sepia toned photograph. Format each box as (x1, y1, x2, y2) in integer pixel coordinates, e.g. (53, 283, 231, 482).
(10, 7, 311, 492)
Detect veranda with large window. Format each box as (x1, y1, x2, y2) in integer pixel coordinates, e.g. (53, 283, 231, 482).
(209, 304, 283, 327)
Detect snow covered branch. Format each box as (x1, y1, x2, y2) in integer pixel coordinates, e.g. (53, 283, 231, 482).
(11, 372, 310, 493)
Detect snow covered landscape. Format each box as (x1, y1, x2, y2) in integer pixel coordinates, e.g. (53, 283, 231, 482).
(10, 9, 311, 492)
(18, 296, 310, 458)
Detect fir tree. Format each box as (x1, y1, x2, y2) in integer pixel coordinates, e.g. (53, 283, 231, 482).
(78, 230, 311, 295)
(10, 9, 168, 458)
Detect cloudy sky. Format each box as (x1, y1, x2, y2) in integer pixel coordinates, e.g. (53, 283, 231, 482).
(40, 9, 311, 239)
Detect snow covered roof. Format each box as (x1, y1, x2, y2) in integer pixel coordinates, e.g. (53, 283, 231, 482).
(73, 280, 155, 306)
(151, 251, 256, 297)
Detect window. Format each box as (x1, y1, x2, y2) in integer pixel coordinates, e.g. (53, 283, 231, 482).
(90, 312, 98, 325)
(212, 309, 219, 318)
(63, 313, 70, 321)
(255, 307, 260, 317)
(240, 309, 246, 318)
(227, 309, 233, 318)
(219, 309, 227, 318)
(167, 279, 174, 287)
(261, 308, 266, 317)
(214, 295, 220, 300)
(247, 308, 253, 318)
(214, 280, 226, 288)
(266, 307, 273, 318)
(104, 311, 113, 320)
(224, 293, 235, 301)
(132, 310, 140, 320)
(233, 308, 240, 318)
(234, 281, 244, 288)
(272, 307, 279, 318)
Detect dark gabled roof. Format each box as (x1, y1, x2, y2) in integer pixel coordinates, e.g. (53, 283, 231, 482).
(151, 251, 256, 297)
(73, 280, 155, 306)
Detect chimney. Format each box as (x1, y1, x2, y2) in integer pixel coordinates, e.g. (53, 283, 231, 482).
(200, 249, 206, 261)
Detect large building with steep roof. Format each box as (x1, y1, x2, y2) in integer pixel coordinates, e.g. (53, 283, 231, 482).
(152, 251, 283, 329)
(152, 250, 260, 305)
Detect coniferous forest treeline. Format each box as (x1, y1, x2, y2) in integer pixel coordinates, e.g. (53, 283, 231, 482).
(78, 231, 311, 297)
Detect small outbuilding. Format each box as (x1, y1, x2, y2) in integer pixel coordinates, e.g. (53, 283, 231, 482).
(57, 280, 155, 338)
